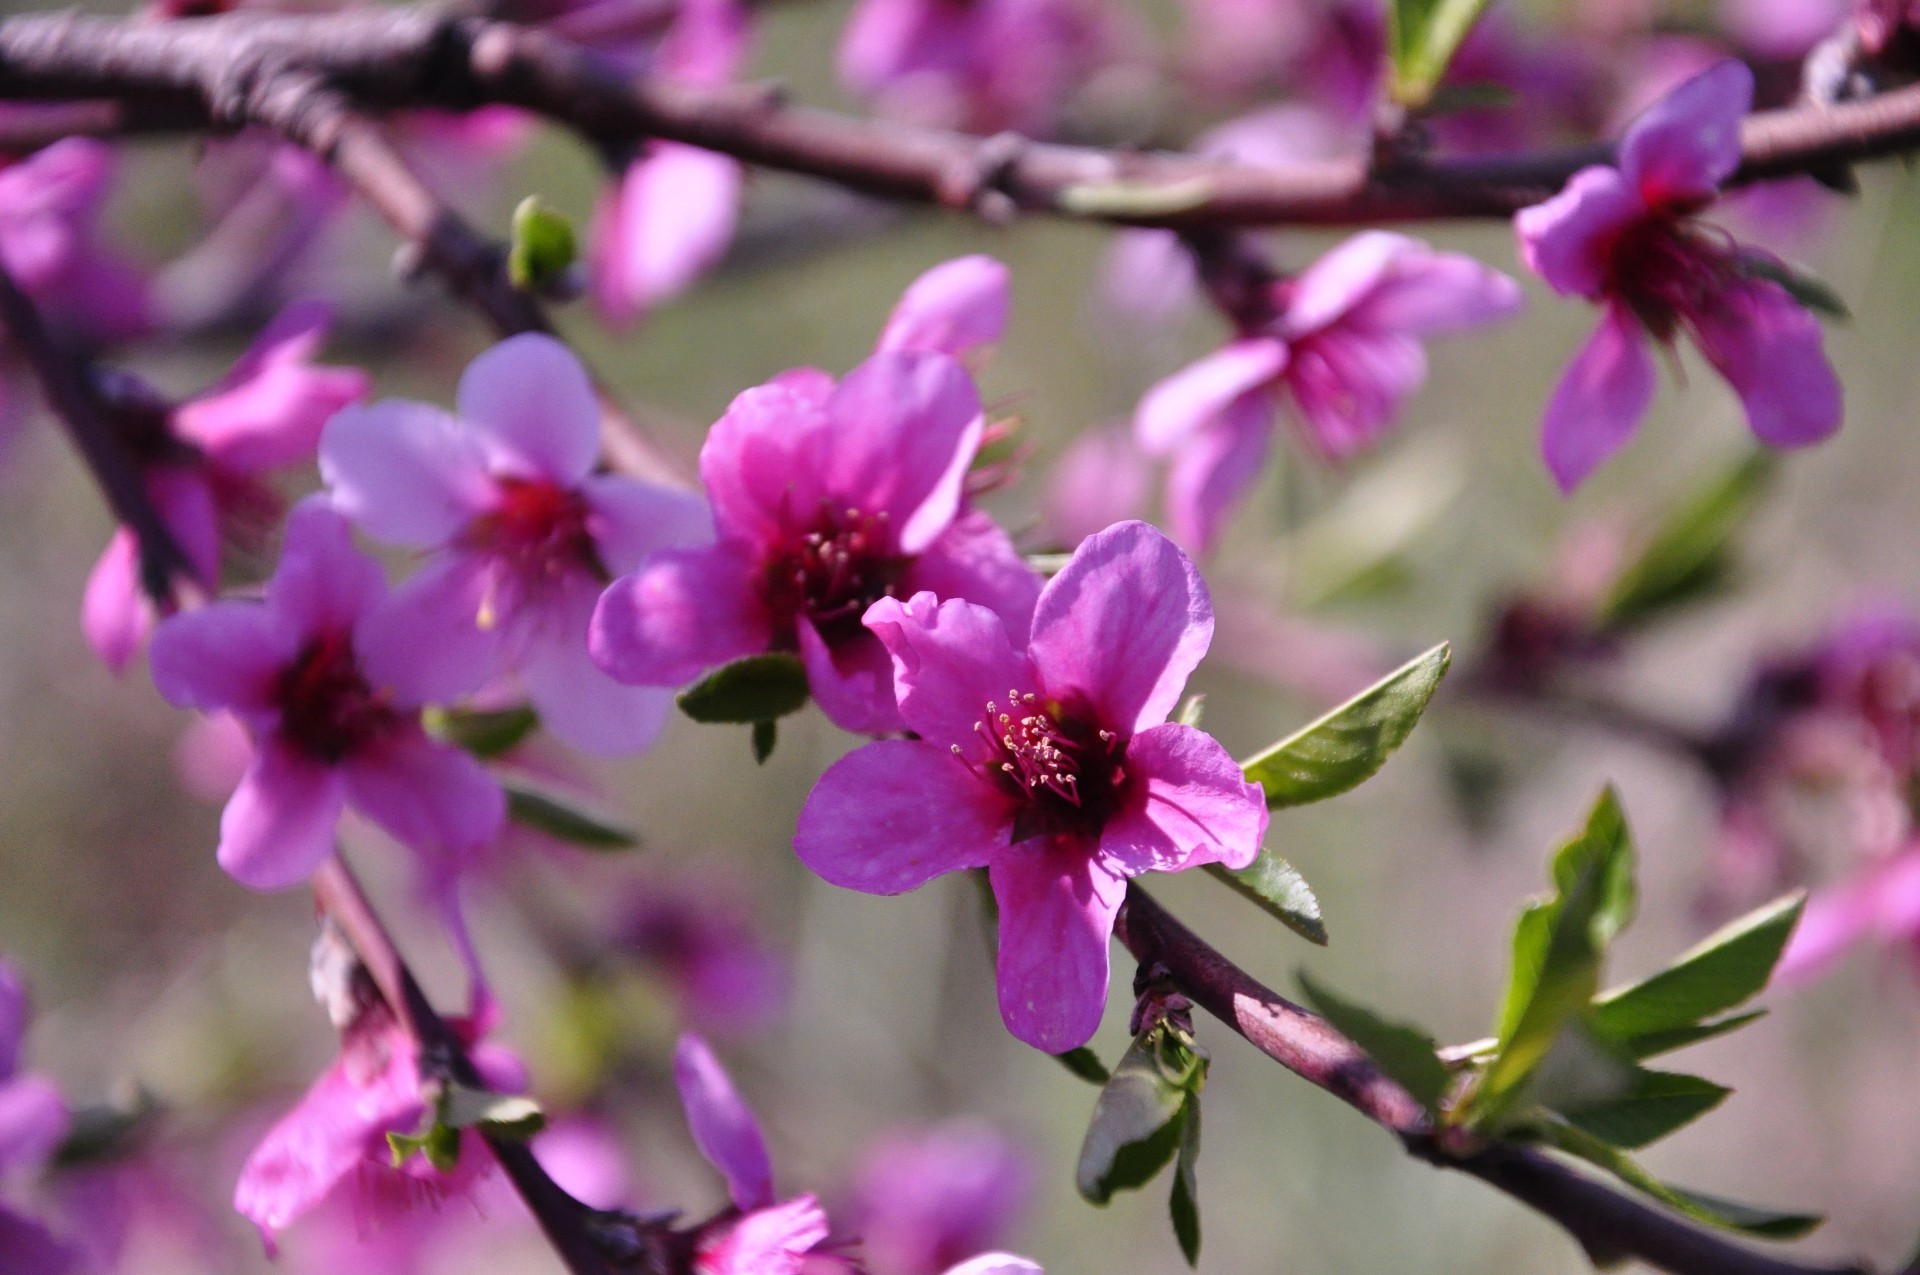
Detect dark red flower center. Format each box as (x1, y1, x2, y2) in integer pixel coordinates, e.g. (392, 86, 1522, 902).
(275, 631, 397, 764)
(962, 690, 1128, 842)
(464, 477, 603, 584)
(761, 504, 908, 649)
(1603, 214, 1736, 343)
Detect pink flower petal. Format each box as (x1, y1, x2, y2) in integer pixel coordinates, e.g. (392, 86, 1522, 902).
(1134, 339, 1287, 455)
(320, 405, 495, 549)
(699, 382, 833, 547)
(1028, 521, 1212, 737)
(1515, 166, 1644, 300)
(876, 255, 1010, 357)
(591, 145, 741, 330)
(1043, 424, 1153, 550)
(174, 304, 368, 473)
(581, 476, 713, 577)
(0, 962, 24, 1078)
(148, 601, 292, 718)
(0, 1205, 78, 1275)
(1101, 723, 1266, 874)
(82, 531, 148, 675)
(217, 737, 346, 891)
(794, 739, 1008, 893)
(1688, 277, 1841, 449)
(518, 580, 674, 756)
(823, 351, 984, 556)
(673, 1033, 774, 1211)
(0, 1077, 67, 1176)
(590, 543, 769, 687)
(353, 554, 503, 708)
(455, 334, 604, 485)
(696, 1195, 829, 1275)
(1340, 242, 1526, 335)
(1282, 231, 1411, 337)
(988, 845, 1124, 1052)
(1164, 390, 1272, 555)
(863, 592, 1039, 751)
(1286, 327, 1428, 460)
(1619, 58, 1752, 207)
(341, 729, 505, 857)
(1774, 873, 1878, 984)
(902, 508, 1044, 642)
(1540, 304, 1657, 493)
(797, 621, 905, 736)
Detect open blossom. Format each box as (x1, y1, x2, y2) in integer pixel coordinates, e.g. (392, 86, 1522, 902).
(591, 346, 1038, 735)
(149, 499, 505, 890)
(795, 521, 1266, 1051)
(83, 301, 368, 672)
(0, 961, 77, 1275)
(0, 138, 149, 343)
(321, 334, 706, 756)
(1516, 59, 1842, 491)
(1135, 232, 1521, 553)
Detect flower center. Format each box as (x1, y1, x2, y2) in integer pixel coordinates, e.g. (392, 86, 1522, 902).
(762, 504, 907, 648)
(275, 631, 398, 764)
(1604, 215, 1735, 343)
(959, 690, 1127, 842)
(468, 477, 602, 580)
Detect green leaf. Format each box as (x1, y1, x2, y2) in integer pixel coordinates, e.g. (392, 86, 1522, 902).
(1239, 643, 1450, 809)
(1527, 1117, 1821, 1239)
(1615, 1010, 1767, 1060)
(424, 705, 539, 758)
(1600, 454, 1775, 630)
(1076, 1025, 1208, 1205)
(507, 195, 578, 292)
(1559, 1069, 1730, 1149)
(442, 1086, 547, 1141)
(388, 1119, 462, 1173)
(1589, 894, 1803, 1043)
(1169, 1092, 1202, 1266)
(1388, 0, 1497, 107)
(1053, 1047, 1112, 1085)
(1204, 852, 1327, 945)
(1736, 252, 1850, 320)
(676, 653, 810, 724)
(1298, 973, 1450, 1113)
(751, 719, 778, 765)
(504, 779, 639, 850)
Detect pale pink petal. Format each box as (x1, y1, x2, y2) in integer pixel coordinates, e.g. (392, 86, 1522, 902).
(1515, 166, 1644, 300)
(1286, 328, 1427, 459)
(591, 145, 741, 330)
(989, 845, 1124, 1052)
(0, 963, 23, 1078)
(0, 1077, 67, 1176)
(148, 601, 292, 718)
(1540, 305, 1658, 493)
(902, 508, 1044, 641)
(797, 621, 904, 736)
(217, 737, 346, 890)
(1028, 521, 1212, 736)
(1774, 873, 1877, 984)
(518, 580, 674, 755)
(1340, 243, 1526, 335)
(581, 476, 713, 576)
(876, 255, 1010, 357)
(1165, 390, 1273, 555)
(353, 554, 503, 708)
(1688, 277, 1841, 449)
(823, 350, 984, 555)
(794, 739, 1008, 893)
(82, 531, 149, 675)
(590, 543, 768, 687)
(940, 1257, 1043, 1275)
(1043, 424, 1152, 549)
(862, 592, 1039, 751)
(319, 404, 494, 548)
(660, 0, 751, 83)
(696, 1195, 829, 1275)
(455, 334, 604, 484)
(1101, 723, 1266, 874)
(1134, 339, 1287, 455)
(175, 306, 368, 473)
(699, 382, 833, 547)
(673, 1033, 774, 1211)
(175, 712, 254, 802)
(341, 729, 505, 856)
(1620, 59, 1752, 207)
(1282, 231, 1411, 337)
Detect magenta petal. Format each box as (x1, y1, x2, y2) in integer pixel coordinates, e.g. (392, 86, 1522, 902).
(798, 621, 904, 736)
(581, 476, 713, 577)
(1165, 391, 1272, 556)
(267, 500, 391, 638)
(1134, 339, 1287, 455)
(902, 508, 1044, 641)
(341, 728, 505, 856)
(519, 582, 673, 756)
(1102, 723, 1266, 874)
(824, 350, 984, 555)
(590, 144, 741, 330)
(1340, 242, 1526, 335)
(217, 738, 345, 891)
(1774, 872, 1878, 984)
(148, 601, 292, 717)
(0, 1077, 68, 1176)
(698, 1195, 829, 1275)
(175, 306, 368, 473)
(0, 1206, 78, 1275)
(1620, 58, 1752, 206)
(1540, 305, 1658, 493)
(1689, 278, 1841, 449)
(354, 554, 503, 708)
(1028, 521, 1213, 736)
(699, 382, 833, 547)
(876, 255, 1010, 357)
(1044, 424, 1153, 551)
(1283, 231, 1410, 336)
(319, 403, 494, 548)
(673, 1033, 774, 1212)
(81, 531, 147, 675)
(863, 592, 1038, 750)
(1287, 328, 1427, 460)
(590, 543, 768, 687)
(455, 334, 604, 484)
(0, 962, 23, 1077)
(989, 845, 1124, 1051)
(794, 739, 1007, 893)
(1515, 166, 1644, 300)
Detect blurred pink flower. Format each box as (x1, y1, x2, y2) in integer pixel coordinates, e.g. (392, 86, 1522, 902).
(794, 521, 1266, 1051)
(149, 499, 505, 890)
(843, 1122, 1031, 1275)
(0, 961, 78, 1275)
(0, 138, 149, 344)
(1042, 424, 1151, 550)
(1775, 842, 1920, 983)
(1135, 231, 1520, 552)
(617, 874, 788, 1038)
(1516, 59, 1842, 491)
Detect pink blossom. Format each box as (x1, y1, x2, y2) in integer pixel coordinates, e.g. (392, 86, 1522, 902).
(1134, 232, 1521, 553)
(617, 873, 789, 1037)
(321, 334, 706, 756)
(1042, 424, 1151, 550)
(875, 256, 1011, 360)
(591, 348, 1039, 735)
(0, 139, 149, 343)
(0, 961, 78, 1275)
(148, 498, 505, 890)
(1516, 59, 1842, 491)
(794, 521, 1266, 1051)
(1775, 843, 1920, 984)
(844, 1122, 1031, 1275)
(83, 301, 368, 672)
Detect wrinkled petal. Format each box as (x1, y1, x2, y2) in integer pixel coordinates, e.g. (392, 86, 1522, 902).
(217, 737, 345, 891)
(1043, 424, 1153, 550)
(1689, 277, 1841, 449)
(148, 601, 291, 717)
(824, 351, 984, 555)
(1516, 166, 1645, 300)
(455, 333, 604, 484)
(341, 729, 505, 856)
(1540, 304, 1658, 492)
(699, 382, 833, 547)
(696, 1195, 829, 1275)
(591, 145, 741, 330)
(876, 255, 1010, 357)
(582, 476, 713, 577)
(673, 1034, 774, 1211)
(319, 403, 495, 548)
(1028, 521, 1212, 736)
(794, 739, 1007, 893)
(519, 580, 674, 756)
(903, 508, 1044, 640)
(1286, 328, 1428, 460)
(0, 1077, 67, 1175)
(989, 845, 1124, 1052)
(1134, 339, 1287, 455)
(1620, 59, 1752, 207)
(1165, 391, 1272, 555)
(1101, 723, 1266, 874)
(354, 553, 503, 708)
(591, 543, 768, 687)
(797, 621, 904, 736)
(863, 592, 1038, 751)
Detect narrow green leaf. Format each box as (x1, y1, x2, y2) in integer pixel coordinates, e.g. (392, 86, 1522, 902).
(388, 1120, 462, 1173)
(1389, 0, 1496, 107)
(1169, 1093, 1202, 1266)
(507, 195, 578, 292)
(505, 780, 639, 850)
(424, 705, 539, 758)
(1737, 252, 1850, 320)
(1559, 1069, 1730, 1149)
(1298, 973, 1450, 1113)
(1617, 1010, 1767, 1060)
(1076, 1027, 1207, 1205)
(1204, 852, 1327, 945)
(1239, 643, 1450, 809)
(1600, 454, 1774, 629)
(751, 719, 778, 765)
(442, 1086, 547, 1141)
(1054, 1047, 1112, 1085)
(676, 653, 810, 724)
(1590, 894, 1803, 1042)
